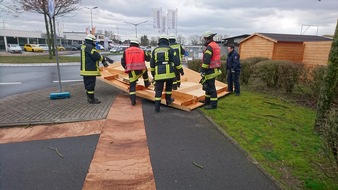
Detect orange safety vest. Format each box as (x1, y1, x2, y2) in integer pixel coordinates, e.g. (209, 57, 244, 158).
(208, 41, 221, 69)
(125, 47, 146, 72)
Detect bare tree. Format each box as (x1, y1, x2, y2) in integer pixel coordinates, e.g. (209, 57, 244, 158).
(18, 0, 81, 58)
(150, 37, 158, 46)
(0, 0, 23, 17)
(189, 35, 202, 45)
(177, 34, 186, 45)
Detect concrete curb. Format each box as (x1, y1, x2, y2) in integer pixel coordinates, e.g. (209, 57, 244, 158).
(0, 62, 80, 66)
(197, 108, 285, 190)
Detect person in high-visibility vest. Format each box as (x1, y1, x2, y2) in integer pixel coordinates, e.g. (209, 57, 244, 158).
(121, 38, 151, 106)
(80, 34, 114, 104)
(168, 34, 186, 90)
(200, 31, 222, 109)
(150, 35, 184, 112)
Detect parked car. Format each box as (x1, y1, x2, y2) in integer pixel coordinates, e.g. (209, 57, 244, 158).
(57, 45, 65, 51)
(7, 44, 22, 53)
(23, 44, 43, 52)
(65, 45, 78, 51)
(37, 44, 49, 51)
(109, 46, 127, 53)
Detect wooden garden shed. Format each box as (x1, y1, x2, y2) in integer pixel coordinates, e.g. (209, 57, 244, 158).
(239, 33, 332, 65)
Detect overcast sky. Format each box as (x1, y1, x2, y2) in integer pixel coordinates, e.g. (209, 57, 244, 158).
(1, 0, 337, 41)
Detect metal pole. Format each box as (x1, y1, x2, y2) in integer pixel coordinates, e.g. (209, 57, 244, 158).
(53, 16, 62, 92)
(90, 9, 93, 30)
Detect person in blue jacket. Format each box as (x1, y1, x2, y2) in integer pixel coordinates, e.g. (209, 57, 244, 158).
(226, 44, 241, 96)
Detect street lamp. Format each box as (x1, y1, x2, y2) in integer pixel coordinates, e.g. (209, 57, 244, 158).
(85, 6, 98, 30)
(124, 21, 147, 38)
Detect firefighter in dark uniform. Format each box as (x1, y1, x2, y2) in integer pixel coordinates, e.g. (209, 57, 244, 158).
(150, 35, 184, 112)
(200, 31, 222, 109)
(121, 38, 151, 106)
(80, 34, 113, 104)
(168, 34, 186, 90)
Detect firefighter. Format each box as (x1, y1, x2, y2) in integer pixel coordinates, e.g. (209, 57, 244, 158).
(80, 34, 114, 104)
(121, 38, 151, 106)
(200, 31, 222, 109)
(150, 35, 184, 112)
(168, 34, 186, 89)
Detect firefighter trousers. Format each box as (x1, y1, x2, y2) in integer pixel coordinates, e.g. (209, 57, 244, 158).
(154, 79, 173, 112)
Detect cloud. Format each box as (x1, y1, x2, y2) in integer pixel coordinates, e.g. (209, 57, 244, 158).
(1, 0, 337, 41)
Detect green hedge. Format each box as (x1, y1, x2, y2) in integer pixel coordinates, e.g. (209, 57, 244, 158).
(187, 57, 335, 97)
(240, 57, 269, 85)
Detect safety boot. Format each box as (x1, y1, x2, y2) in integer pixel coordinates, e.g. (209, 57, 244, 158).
(87, 93, 101, 104)
(130, 94, 136, 106)
(166, 98, 175, 106)
(88, 97, 101, 104)
(204, 104, 217, 109)
(155, 100, 161, 112)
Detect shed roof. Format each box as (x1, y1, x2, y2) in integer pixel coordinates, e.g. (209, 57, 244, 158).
(240, 33, 332, 44)
(222, 34, 250, 41)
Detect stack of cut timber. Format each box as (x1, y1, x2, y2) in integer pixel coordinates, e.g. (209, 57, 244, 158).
(99, 62, 230, 111)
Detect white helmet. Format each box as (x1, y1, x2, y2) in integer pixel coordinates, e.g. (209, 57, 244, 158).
(159, 34, 168, 40)
(130, 38, 140, 45)
(168, 34, 176, 40)
(203, 31, 217, 38)
(85, 34, 96, 41)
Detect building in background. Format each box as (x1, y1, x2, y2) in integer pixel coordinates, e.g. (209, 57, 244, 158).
(239, 33, 332, 66)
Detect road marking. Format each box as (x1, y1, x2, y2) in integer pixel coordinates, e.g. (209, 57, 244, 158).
(53, 79, 83, 83)
(0, 82, 22, 85)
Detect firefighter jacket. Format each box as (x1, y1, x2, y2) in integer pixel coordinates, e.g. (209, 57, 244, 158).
(150, 43, 183, 81)
(80, 41, 104, 76)
(226, 50, 241, 71)
(170, 42, 185, 61)
(121, 46, 148, 73)
(200, 41, 222, 80)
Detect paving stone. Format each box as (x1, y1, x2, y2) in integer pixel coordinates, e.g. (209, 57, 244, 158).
(0, 80, 121, 127)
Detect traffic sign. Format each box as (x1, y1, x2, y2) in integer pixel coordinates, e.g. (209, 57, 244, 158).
(48, 0, 55, 18)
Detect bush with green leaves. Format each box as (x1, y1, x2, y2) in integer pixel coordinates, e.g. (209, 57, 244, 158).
(299, 65, 327, 100)
(253, 60, 304, 93)
(254, 60, 280, 88)
(187, 59, 202, 72)
(323, 107, 338, 165)
(240, 57, 270, 85)
(277, 61, 304, 93)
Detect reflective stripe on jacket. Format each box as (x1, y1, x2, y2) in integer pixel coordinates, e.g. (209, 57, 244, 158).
(151, 46, 175, 80)
(170, 43, 183, 61)
(125, 47, 146, 72)
(80, 43, 104, 76)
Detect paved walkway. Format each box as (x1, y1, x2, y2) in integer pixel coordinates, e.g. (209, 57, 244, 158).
(0, 81, 281, 190)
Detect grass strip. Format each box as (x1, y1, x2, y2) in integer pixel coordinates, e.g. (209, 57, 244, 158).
(0, 55, 80, 63)
(202, 90, 338, 189)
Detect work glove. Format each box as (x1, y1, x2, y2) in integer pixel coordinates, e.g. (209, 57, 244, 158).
(104, 56, 114, 64)
(102, 60, 109, 67)
(180, 69, 184, 76)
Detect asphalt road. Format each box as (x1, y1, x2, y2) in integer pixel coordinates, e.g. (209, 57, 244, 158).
(0, 54, 121, 99)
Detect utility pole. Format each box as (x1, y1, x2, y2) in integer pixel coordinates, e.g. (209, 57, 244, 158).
(124, 21, 148, 38)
